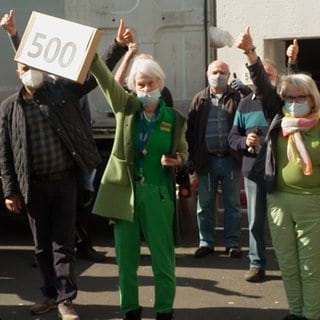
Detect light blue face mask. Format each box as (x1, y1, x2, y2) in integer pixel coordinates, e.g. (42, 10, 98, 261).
(136, 89, 161, 106)
(283, 102, 310, 117)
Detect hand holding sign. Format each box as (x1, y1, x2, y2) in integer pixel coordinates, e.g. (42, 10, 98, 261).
(14, 11, 101, 83)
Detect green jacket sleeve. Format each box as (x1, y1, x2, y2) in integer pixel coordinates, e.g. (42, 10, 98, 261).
(90, 54, 129, 114)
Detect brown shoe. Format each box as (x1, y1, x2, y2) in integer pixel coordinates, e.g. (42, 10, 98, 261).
(58, 299, 79, 320)
(245, 268, 265, 282)
(30, 296, 57, 315)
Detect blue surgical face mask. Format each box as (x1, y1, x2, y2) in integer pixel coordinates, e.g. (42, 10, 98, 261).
(136, 89, 161, 106)
(283, 102, 311, 117)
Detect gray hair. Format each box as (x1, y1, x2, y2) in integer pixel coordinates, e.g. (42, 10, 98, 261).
(126, 58, 165, 92)
(278, 73, 320, 112)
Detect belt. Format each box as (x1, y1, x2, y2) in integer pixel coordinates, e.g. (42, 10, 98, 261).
(32, 167, 74, 182)
(208, 152, 230, 158)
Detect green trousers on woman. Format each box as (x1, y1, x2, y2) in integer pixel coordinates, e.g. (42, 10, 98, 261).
(268, 191, 320, 320)
(114, 182, 176, 314)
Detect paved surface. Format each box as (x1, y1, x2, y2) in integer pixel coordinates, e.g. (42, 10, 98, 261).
(0, 207, 289, 320)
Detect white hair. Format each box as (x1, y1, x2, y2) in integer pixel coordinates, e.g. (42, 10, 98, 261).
(126, 58, 165, 92)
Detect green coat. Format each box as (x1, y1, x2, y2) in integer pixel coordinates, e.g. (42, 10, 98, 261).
(90, 55, 188, 222)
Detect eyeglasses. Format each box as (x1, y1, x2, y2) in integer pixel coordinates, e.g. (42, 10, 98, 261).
(283, 95, 310, 103)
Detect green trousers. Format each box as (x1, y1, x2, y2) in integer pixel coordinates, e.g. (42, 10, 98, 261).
(114, 182, 176, 314)
(267, 191, 320, 320)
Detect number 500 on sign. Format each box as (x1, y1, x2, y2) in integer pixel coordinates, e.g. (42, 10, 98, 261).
(15, 11, 101, 83)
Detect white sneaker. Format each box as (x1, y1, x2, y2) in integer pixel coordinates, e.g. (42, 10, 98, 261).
(58, 299, 79, 320)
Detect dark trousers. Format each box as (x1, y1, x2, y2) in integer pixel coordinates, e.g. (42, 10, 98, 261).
(75, 176, 92, 248)
(26, 169, 78, 303)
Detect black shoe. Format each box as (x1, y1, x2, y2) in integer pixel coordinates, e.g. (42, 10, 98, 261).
(226, 246, 241, 258)
(156, 310, 174, 320)
(124, 306, 142, 320)
(194, 246, 214, 258)
(76, 246, 107, 263)
(245, 268, 265, 282)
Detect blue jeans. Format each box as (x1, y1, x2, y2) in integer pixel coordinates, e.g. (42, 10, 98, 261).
(197, 156, 241, 249)
(244, 177, 267, 269)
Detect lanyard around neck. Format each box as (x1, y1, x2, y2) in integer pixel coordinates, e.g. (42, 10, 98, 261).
(138, 106, 159, 182)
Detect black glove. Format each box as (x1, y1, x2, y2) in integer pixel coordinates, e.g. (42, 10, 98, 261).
(185, 160, 195, 175)
(230, 79, 251, 95)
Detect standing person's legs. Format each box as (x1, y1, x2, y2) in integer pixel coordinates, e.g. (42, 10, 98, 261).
(27, 171, 78, 315)
(244, 177, 267, 281)
(75, 173, 107, 262)
(114, 214, 141, 315)
(297, 195, 320, 319)
(196, 160, 218, 256)
(244, 177, 267, 268)
(50, 174, 78, 303)
(75, 173, 93, 249)
(138, 183, 175, 316)
(219, 157, 241, 252)
(269, 192, 320, 319)
(27, 182, 58, 301)
(267, 192, 303, 318)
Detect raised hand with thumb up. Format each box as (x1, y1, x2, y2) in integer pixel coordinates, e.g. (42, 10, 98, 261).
(286, 39, 299, 64)
(236, 26, 258, 65)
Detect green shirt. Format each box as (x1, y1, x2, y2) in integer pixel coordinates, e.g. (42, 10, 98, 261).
(276, 123, 320, 194)
(133, 99, 174, 186)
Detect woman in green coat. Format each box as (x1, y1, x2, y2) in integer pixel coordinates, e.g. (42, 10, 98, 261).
(90, 52, 188, 320)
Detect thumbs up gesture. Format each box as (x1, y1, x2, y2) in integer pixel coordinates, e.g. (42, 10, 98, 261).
(236, 26, 254, 52)
(286, 39, 299, 63)
(0, 9, 16, 36)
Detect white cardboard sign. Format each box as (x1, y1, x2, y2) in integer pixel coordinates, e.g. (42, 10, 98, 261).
(14, 11, 101, 83)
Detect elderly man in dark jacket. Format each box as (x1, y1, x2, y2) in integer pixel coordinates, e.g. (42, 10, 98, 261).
(186, 59, 243, 259)
(0, 9, 131, 263)
(0, 62, 102, 320)
(0, 21, 135, 320)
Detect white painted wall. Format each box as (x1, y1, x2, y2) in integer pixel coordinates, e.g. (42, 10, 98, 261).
(215, 0, 320, 84)
(65, 0, 212, 118)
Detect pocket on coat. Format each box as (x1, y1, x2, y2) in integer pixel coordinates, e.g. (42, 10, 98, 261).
(104, 154, 130, 186)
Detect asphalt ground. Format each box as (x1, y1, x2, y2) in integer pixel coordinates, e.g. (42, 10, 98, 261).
(0, 205, 289, 320)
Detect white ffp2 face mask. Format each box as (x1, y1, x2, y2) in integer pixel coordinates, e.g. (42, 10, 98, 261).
(21, 69, 44, 89)
(136, 89, 161, 106)
(208, 74, 228, 90)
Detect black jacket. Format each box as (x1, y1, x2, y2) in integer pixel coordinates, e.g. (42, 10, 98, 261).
(0, 39, 128, 204)
(186, 85, 242, 174)
(0, 78, 101, 204)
